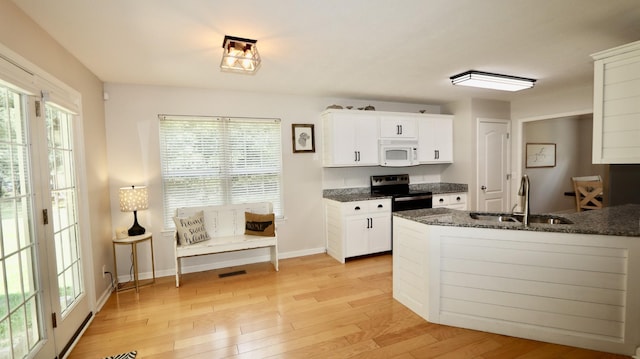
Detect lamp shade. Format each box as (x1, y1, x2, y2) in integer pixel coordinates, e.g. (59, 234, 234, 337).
(119, 186, 149, 212)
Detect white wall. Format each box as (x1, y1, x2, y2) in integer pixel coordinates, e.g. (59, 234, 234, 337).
(523, 116, 582, 213)
(441, 99, 511, 210)
(511, 83, 594, 120)
(104, 83, 443, 277)
(0, 0, 111, 304)
(523, 115, 608, 213)
(510, 82, 599, 213)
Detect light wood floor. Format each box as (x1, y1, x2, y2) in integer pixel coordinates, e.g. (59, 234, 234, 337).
(69, 254, 629, 359)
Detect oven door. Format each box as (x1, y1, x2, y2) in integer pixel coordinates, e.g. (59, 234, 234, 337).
(392, 193, 433, 211)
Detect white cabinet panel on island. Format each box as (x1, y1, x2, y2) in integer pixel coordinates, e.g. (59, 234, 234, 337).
(393, 216, 640, 356)
(324, 198, 392, 263)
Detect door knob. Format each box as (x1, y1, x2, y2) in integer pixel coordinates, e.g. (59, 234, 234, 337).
(481, 185, 487, 190)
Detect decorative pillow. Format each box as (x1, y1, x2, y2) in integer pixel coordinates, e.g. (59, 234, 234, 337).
(245, 212, 275, 237)
(173, 211, 210, 245)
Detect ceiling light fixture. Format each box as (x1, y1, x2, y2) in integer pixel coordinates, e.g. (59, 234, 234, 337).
(220, 35, 261, 74)
(450, 70, 536, 92)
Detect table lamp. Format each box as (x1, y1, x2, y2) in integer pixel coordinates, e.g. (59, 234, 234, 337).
(119, 185, 149, 236)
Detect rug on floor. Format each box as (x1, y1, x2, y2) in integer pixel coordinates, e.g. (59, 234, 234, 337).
(102, 351, 136, 359)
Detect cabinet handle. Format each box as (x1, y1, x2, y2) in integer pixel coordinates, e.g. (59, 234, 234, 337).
(354, 151, 358, 162)
(370, 218, 373, 229)
(377, 204, 383, 208)
(354, 206, 361, 211)
(439, 198, 444, 203)
(434, 149, 439, 160)
(456, 196, 461, 201)
(397, 125, 403, 135)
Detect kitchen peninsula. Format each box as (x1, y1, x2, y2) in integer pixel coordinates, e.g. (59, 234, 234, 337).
(392, 204, 640, 356)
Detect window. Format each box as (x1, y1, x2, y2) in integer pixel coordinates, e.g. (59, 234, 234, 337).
(159, 115, 283, 227)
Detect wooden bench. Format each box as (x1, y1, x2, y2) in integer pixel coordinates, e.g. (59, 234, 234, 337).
(173, 202, 278, 287)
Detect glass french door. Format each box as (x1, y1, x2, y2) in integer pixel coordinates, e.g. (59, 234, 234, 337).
(0, 82, 90, 358)
(0, 85, 55, 358)
(40, 102, 91, 357)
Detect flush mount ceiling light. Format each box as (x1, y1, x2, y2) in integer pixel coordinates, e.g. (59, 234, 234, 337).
(450, 70, 536, 92)
(220, 35, 261, 74)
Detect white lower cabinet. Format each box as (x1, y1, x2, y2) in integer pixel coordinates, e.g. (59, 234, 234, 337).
(324, 198, 392, 263)
(432, 192, 467, 210)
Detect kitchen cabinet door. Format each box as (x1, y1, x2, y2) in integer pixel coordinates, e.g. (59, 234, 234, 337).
(345, 216, 372, 257)
(369, 212, 392, 253)
(322, 111, 379, 166)
(418, 115, 453, 163)
(380, 115, 417, 139)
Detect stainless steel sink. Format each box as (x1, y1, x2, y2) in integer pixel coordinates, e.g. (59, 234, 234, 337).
(526, 214, 573, 224)
(469, 213, 520, 222)
(469, 212, 573, 225)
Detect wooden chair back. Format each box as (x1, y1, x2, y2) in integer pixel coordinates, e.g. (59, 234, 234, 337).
(571, 176, 603, 212)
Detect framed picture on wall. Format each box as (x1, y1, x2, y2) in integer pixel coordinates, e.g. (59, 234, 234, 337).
(526, 143, 556, 168)
(292, 124, 315, 153)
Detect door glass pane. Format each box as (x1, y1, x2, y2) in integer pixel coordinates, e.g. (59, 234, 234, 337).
(0, 85, 43, 358)
(45, 105, 83, 315)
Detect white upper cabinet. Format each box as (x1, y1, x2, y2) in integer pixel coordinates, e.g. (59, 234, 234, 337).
(322, 109, 454, 167)
(417, 114, 453, 163)
(380, 115, 417, 139)
(592, 40, 640, 164)
(322, 110, 380, 167)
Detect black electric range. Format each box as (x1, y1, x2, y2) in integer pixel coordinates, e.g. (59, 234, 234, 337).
(370, 174, 433, 212)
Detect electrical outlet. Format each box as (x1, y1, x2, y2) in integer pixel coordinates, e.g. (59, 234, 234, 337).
(102, 264, 106, 278)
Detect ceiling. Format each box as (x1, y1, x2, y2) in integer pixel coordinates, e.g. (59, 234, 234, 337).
(12, 0, 640, 105)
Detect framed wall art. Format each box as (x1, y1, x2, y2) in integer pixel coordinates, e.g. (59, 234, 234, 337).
(292, 124, 315, 153)
(526, 143, 556, 168)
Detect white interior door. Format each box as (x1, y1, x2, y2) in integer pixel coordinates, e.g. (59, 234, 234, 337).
(477, 119, 510, 212)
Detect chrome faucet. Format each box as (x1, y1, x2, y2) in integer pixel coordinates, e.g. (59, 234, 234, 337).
(518, 174, 530, 226)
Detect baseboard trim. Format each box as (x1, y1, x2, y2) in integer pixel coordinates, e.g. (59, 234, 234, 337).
(118, 247, 327, 282)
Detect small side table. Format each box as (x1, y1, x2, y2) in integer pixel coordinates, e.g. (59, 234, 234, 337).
(112, 232, 155, 292)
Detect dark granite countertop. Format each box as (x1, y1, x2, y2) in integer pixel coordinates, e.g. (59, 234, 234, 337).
(323, 182, 468, 202)
(393, 204, 640, 237)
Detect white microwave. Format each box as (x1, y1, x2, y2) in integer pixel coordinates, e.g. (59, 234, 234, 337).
(379, 139, 418, 167)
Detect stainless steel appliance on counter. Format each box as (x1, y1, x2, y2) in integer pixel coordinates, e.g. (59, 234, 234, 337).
(370, 174, 432, 211)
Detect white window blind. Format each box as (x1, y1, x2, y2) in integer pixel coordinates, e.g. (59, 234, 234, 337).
(159, 115, 283, 227)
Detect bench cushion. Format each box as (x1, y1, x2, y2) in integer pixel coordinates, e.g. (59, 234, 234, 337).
(176, 234, 277, 258)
